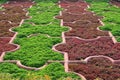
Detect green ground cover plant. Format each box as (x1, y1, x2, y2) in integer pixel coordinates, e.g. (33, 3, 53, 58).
(0, 62, 81, 80)
(5, 35, 63, 67)
(85, 0, 120, 41)
(14, 23, 67, 38)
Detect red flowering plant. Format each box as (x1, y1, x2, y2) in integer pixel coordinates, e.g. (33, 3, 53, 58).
(69, 57, 120, 80)
(55, 37, 120, 60)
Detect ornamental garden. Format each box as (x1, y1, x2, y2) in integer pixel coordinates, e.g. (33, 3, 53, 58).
(0, 0, 120, 80)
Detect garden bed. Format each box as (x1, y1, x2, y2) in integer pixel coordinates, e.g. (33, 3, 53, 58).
(0, 7, 28, 23)
(69, 57, 120, 80)
(56, 0, 110, 39)
(0, 21, 15, 37)
(0, 38, 17, 55)
(0, 1, 29, 38)
(1, 0, 120, 80)
(2, 0, 34, 8)
(55, 37, 120, 60)
(59, 0, 88, 9)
